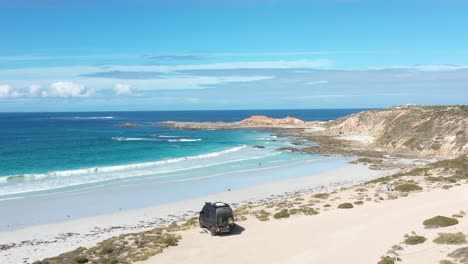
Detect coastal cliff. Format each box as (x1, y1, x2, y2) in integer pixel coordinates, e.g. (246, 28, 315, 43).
(324, 105, 468, 158)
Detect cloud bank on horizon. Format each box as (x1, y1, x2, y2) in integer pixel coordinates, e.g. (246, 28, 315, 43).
(0, 0, 467, 111)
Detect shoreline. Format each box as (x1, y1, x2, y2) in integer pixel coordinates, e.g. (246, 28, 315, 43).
(0, 162, 393, 263)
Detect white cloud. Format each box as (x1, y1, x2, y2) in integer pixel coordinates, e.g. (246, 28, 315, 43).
(0, 82, 96, 99)
(305, 80, 329, 85)
(28, 84, 42, 97)
(112, 59, 333, 72)
(184, 97, 201, 104)
(368, 64, 468, 72)
(113, 83, 135, 96)
(49, 82, 95, 98)
(0, 84, 22, 98)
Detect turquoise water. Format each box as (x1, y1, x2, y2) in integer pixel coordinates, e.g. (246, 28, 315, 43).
(0, 109, 365, 199)
(0, 110, 366, 228)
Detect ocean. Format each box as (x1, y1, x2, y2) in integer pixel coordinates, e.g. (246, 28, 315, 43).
(0, 109, 366, 228)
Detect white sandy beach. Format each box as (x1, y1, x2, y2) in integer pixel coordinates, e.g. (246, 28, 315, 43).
(0, 163, 391, 263)
(143, 184, 468, 264)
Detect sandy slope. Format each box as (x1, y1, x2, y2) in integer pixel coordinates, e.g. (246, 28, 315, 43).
(143, 185, 468, 264)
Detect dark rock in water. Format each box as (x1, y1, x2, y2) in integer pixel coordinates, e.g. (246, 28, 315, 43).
(291, 142, 304, 146)
(253, 145, 265, 149)
(118, 123, 142, 128)
(277, 147, 300, 152)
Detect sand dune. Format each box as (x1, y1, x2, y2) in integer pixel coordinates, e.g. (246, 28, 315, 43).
(143, 185, 468, 264)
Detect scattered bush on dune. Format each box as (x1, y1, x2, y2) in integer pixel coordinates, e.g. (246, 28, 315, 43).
(301, 207, 319, 216)
(163, 236, 179, 246)
(404, 235, 427, 245)
(423, 216, 459, 228)
(273, 209, 290, 219)
(433, 233, 466, 245)
(338, 203, 354, 209)
(354, 201, 364, 205)
(313, 193, 330, 199)
(253, 209, 271, 221)
(377, 257, 395, 264)
(439, 260, 456, 264)
(74, 256, 89, 264)
(36, 229, 181, 264)
(448, 246, 468, 263)
(394, 183, 422, 192)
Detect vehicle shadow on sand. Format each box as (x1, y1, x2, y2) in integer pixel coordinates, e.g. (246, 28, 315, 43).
(217, 224, 245, 237)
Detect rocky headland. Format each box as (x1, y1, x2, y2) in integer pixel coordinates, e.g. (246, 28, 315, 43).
(157, 115, 310, 130)
(160, 105, 468, 160)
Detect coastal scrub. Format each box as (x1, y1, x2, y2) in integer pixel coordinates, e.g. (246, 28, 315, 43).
(378, 257, 395, 264)
(404, 235, 427, 245)
(433, 233, 466, 245)
(423, 216, 459, 228)
(273, 209, 290, 219)
(338, 203, 354, 209)
(394, 183, 423, 192)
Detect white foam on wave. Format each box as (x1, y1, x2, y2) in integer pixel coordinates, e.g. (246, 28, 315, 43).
(168, 138, 202, 142)
(112, 137, 160, 142)
(153, 135, 180, 138)
(50, 116, 114, 120)
(112, 137, 201, 142)
(0, 145, 248, 185)
(0, 151, 282, 196)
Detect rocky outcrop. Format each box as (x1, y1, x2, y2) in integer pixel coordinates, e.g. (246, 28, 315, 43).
(117, 123, 142, 128)
(157, 116, 310, 130)
(240, 116, 306, 126)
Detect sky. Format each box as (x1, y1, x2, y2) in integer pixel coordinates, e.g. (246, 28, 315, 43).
(0, 0, 467, 112)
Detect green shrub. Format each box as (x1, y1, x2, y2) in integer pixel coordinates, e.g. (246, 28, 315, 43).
(273, 209, 290, 219)
(378, 257, 395, 264)
(456, 130, 464, 136)
(404, 136, 417, 146)
(313, 193, 330, 199)
(404, 235, 427, 245)
(439, 260, 456, 264)
(354, 201, 364, 205)
(101, 245, 114, 254)
(74, 256, 89, 264)
(431, 144, 441, 150)
(433, 233, 466, 245)
(394, 183, 423, 192)
(338, 203, 353, 209)
(300, 207, 319, 216)
(254, 209, 271, 221)
(323, 204, 331, 207)
(163, 236, 179, 246)
(423, 216, 459, 228)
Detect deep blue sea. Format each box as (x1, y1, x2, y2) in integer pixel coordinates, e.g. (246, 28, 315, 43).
(0, 109, 365, 200)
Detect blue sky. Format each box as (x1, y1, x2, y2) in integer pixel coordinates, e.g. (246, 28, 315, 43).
(0, 0, 467, 112)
